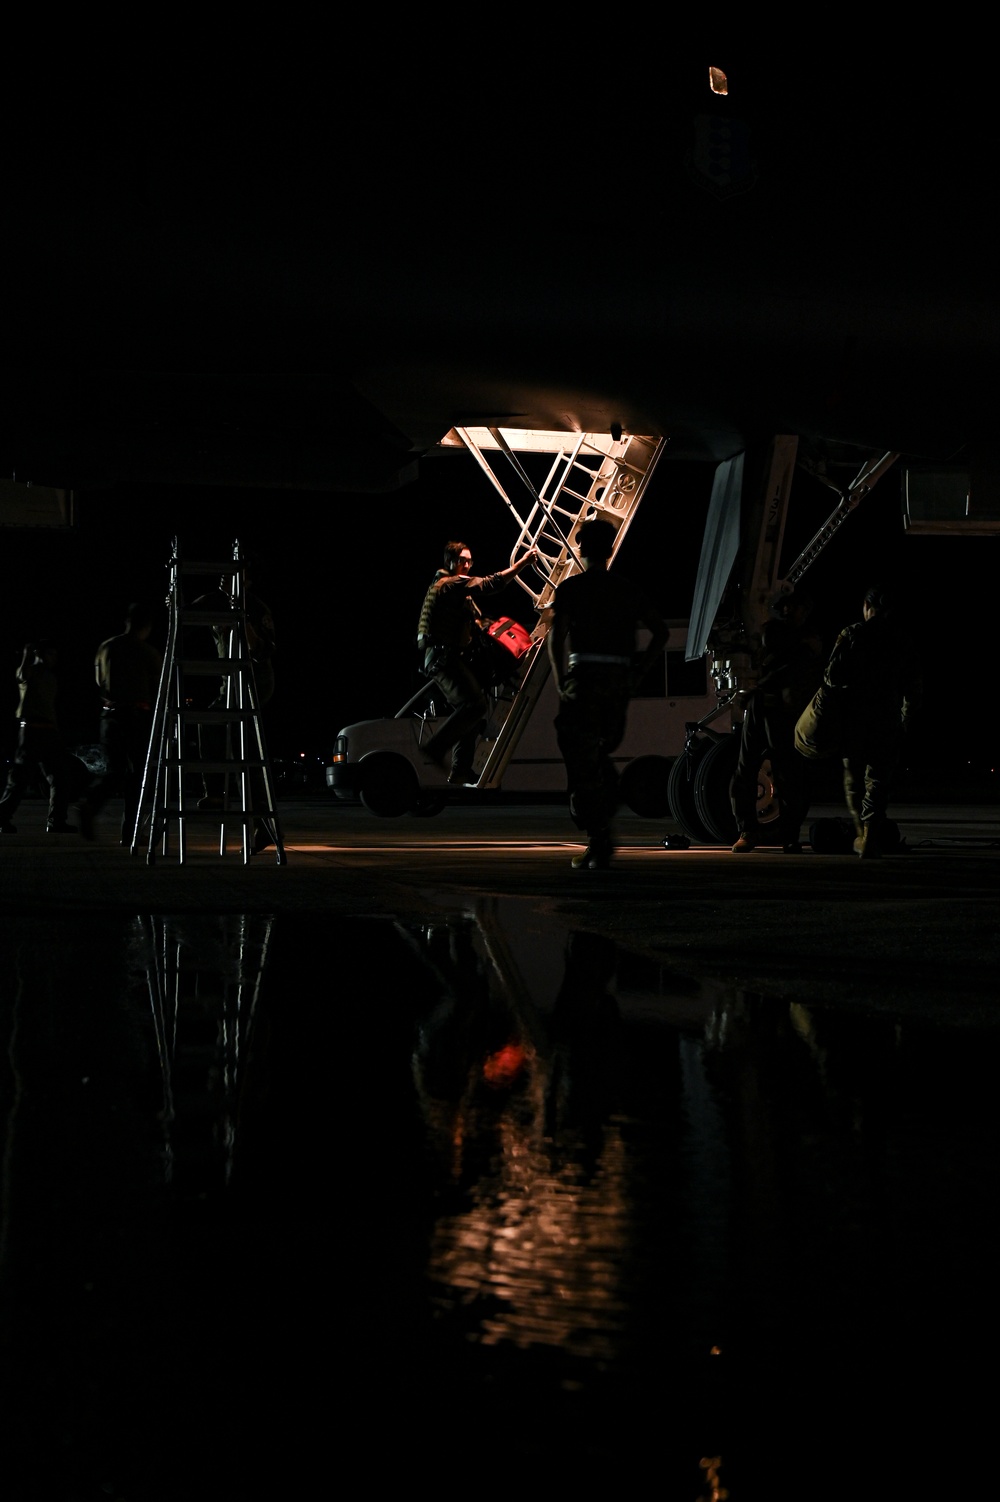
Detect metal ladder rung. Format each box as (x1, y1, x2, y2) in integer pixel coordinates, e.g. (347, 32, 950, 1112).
(180, 659, 245, 674)
(170, 810, 258, 822)
(165, 759, 261, 773)
(177, 709, 255, 724)
(173, 560, 237, 574)
(179, 609, 241, 626)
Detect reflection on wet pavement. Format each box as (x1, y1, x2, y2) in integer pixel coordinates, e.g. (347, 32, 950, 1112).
(1, 902, 996, 1496)
(138, 914, 274, 1190)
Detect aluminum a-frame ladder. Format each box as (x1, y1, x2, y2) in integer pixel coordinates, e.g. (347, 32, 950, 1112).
(135, 538, 285, 865)
(435, 427, 667, 788)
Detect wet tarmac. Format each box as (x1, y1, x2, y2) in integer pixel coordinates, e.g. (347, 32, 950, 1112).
(2, 796, 999, 1498)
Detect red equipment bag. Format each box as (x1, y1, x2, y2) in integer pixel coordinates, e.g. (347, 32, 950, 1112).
(486, 617, 533, 660)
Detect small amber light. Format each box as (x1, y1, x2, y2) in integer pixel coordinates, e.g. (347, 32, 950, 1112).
(709, 66, 728, 95)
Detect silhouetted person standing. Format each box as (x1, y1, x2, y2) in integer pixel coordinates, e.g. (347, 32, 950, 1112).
(80, 603, 162, 843)
(823, 586, 922, 859)
(547, 519, 668, 870)
(0, 641, 74, 834)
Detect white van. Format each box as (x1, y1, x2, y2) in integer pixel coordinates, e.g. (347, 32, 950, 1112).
(327, 621, 729, 817)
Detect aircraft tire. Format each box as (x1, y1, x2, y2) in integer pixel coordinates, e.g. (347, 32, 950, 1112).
(619, 755, 672, 818)
(693, 734, 741, 843)
(358, 753, 419, 818)
(666, 738, 716, 844)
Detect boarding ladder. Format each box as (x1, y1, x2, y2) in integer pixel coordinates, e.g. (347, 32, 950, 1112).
(134, 538, 286, 865)
(446, 427, 667, 788)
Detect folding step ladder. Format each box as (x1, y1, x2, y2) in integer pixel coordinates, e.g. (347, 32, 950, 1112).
(444, 427, 667, 787)
(135, 538, 286, 865)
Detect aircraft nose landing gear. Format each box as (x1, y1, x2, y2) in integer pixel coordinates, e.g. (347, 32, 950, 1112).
(667, 730, 783, 847)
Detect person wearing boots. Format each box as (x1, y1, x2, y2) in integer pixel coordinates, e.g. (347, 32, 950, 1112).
(0, 640, 75, 834)
(823, 586, 922, 859)
(730, 588, 823, 853)
(547, 518, 668, 870)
